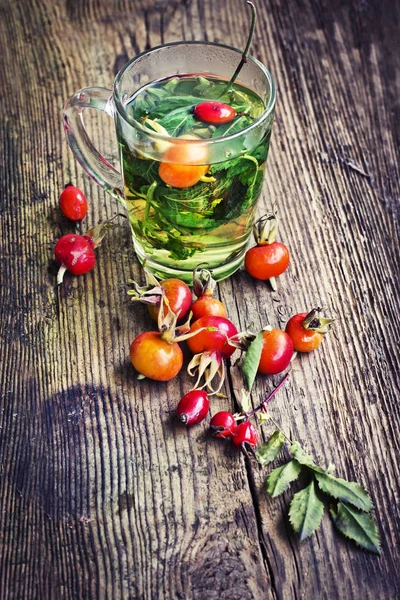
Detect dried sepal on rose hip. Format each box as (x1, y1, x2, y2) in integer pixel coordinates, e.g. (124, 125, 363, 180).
(128, 270, 192, 322)
(285, 308, 334, 352)
(130, 296, 205, 382)
(187, 350, 226, 394)
(54, 221, 108, 285)
(244, 213, 290, 290)
(191, 266, 227, 320)
(186, 315, 239, 393)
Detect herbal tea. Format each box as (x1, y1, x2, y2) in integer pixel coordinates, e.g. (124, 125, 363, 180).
(118, 74, 273, 280)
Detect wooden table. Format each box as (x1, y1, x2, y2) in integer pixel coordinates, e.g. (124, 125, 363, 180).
(1, 0, 399, 598)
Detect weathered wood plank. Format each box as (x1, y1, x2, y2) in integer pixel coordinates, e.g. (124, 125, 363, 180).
(0, 0, 399, 598)
(219, 0, 400, 598)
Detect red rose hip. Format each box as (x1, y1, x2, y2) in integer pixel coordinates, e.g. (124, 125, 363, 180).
(187, 316, 238, 359)
(59, 185, 88, 221)
(232, 421, 258, 449)
(54, 233, 96, 284)
(176, 390, 210, 426)
(258, 329, 294, 375)
(194, 101, 237, 125)
(210, 411, 236, 438)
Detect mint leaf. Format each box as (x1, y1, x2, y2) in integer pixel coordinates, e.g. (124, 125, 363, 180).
(330, 502, 381, 554)
(157, 107, 196, 137)
(192, 75, 213, 94)
(289, 480, 324, 541)
(242, 331, 263, 392)
(163, 77, 180, 93)
(209, 155, 243, 175)
(211, 114, 253, 138)
(314, 472, 373, 512)
(256, 430, 285, 466)
(267, 460, 302, 497)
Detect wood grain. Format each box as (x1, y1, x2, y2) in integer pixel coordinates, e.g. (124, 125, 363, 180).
(0, 0, 399, 598)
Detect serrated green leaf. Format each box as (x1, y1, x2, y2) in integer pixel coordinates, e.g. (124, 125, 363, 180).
(330, 502, 381, 554)
(291, 443, 335, 476)
(290, 442, 318, 468)
(314, 472, 373, 512)
(289, 480, 324, 541)
(242, 331, 264, 392)
(291, 442, 374, 512)
(256, 431, 285, 466)
(266, 460, 302, 497)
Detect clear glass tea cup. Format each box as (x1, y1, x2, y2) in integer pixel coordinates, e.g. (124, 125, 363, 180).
(63, 41, 276, 282)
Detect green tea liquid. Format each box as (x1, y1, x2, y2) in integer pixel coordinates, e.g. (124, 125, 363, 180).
(118, 74, 272, 281)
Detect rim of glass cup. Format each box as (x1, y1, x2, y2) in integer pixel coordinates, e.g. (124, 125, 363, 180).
(113, 40, 276, 145)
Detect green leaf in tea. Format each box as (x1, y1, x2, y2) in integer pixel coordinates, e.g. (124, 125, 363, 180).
(256, 430, 285, 466)
(314, 471, 374, 513)
(157, 106, 196, 137)
(210, 114, 253, 139)
(289, 480, 324, 541)
(330, 502, 381, 554)
(267, 459, 302, 497)
(192, 75, 213, 95)
(242, 331, 264, 391)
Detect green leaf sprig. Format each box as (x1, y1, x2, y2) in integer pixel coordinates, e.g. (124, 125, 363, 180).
(257, 430, 381, 554)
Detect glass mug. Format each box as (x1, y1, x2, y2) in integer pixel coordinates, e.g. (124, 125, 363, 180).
(63, 42, 276, 282)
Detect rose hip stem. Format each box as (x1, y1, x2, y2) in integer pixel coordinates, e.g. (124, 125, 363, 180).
(217, 1, 257, 99)
(245, 372, 290, 420)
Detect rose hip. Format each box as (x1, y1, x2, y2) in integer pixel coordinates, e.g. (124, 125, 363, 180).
(210, 411, 236, 438)
(232, 421, 258, 449)
(191, 267, 227, 320)
(59, 185, 88, 221)
(54, 233, 96, 284)
(176, 390, 210, 426)
(194, 101, 237, 125)
(54, 222, 108, 284)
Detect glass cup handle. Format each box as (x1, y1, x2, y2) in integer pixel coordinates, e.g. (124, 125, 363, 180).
(63, 87, 124, 203)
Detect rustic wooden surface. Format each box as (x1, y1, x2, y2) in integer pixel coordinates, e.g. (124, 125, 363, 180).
(0, 0, 399, 598)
